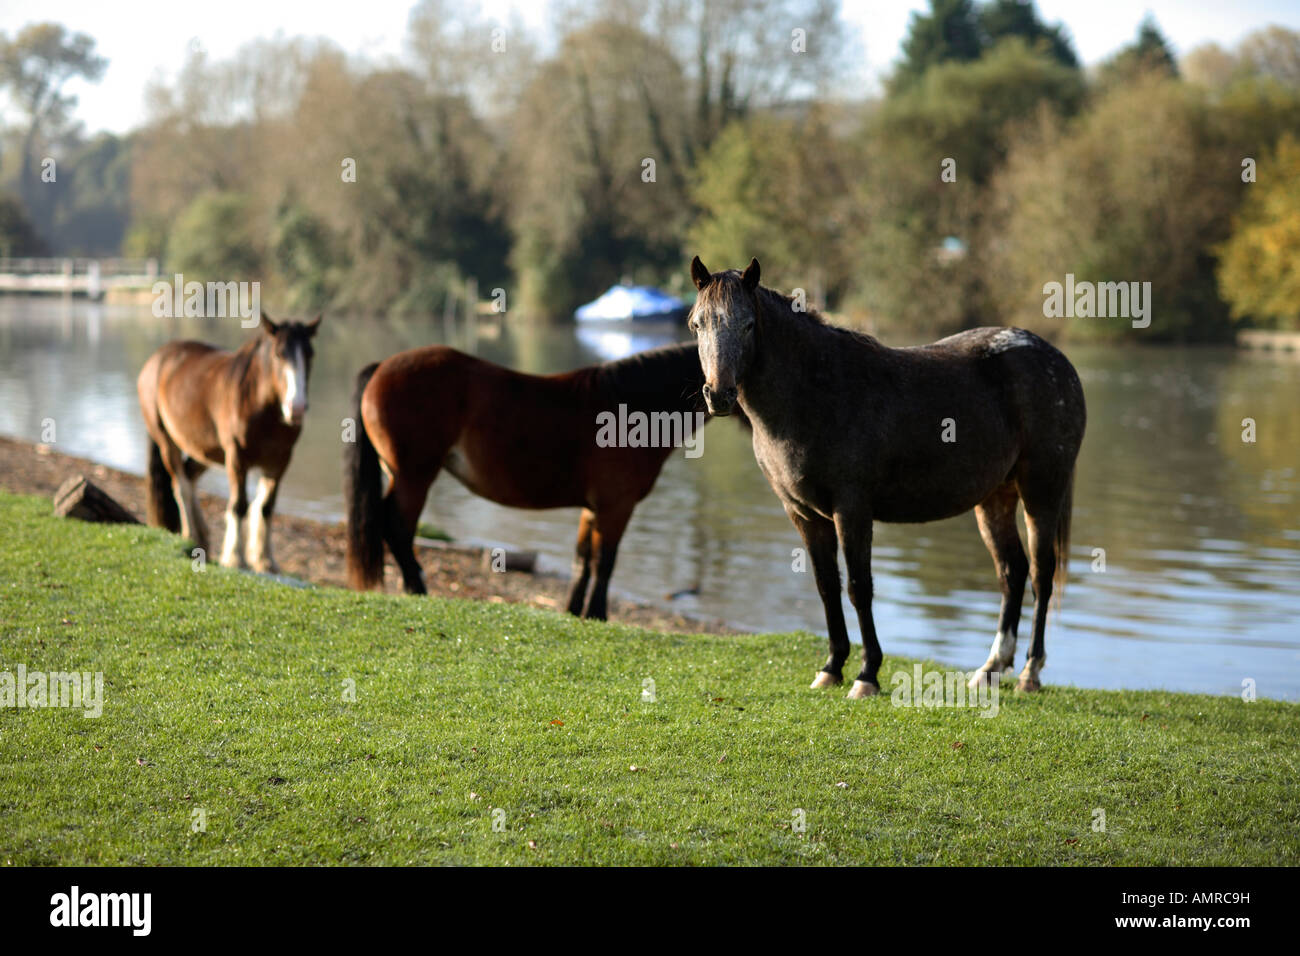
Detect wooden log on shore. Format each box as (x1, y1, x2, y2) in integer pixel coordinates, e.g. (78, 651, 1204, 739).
(53, 475, 141, 525)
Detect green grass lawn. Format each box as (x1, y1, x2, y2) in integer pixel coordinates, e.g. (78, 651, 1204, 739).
(1, 492, 1296, 865)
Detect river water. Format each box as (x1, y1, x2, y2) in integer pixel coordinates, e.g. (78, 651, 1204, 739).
(2, 297, 1297, 699)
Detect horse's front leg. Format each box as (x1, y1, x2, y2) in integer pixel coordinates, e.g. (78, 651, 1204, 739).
(565, 509, 595, 616)
(836, 511, 882, 699)
(789, 509, 851, 688)
(247, 472, 282, 574)
(220, 453, 249, 569)
(583, 504, 632, 622)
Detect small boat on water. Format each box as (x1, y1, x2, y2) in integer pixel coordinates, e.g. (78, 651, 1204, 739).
(573, 285, 689, 360)
(574, 285, 688, 324)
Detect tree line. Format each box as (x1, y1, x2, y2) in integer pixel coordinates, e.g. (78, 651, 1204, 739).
(2, 0, 1298, 339)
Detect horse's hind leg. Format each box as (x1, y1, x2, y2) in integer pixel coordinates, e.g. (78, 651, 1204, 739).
(383, 470, 433, 594)
(159, 439, 206, 553)
(565, 509, 595, 616)
(179, 457, 210, 552)
(1016, 474, 1071, 692)
(969, 482, 1029, 689)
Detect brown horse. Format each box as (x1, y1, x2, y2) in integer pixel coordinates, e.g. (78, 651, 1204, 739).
(137, 313, 320, 571)
(688, 257, 1085, 697)
(344, 343, 713, 619)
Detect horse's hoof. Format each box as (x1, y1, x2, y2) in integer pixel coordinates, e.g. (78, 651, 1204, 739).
(810, 671, 842, 689)
(1015, 677, 1041, 693)
(969, 660, 1014, 689)
(846, 680, 879, 699)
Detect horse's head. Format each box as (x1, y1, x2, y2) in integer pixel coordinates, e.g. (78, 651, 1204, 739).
(260, 312, 321, 426)
(688, 256, 760, 417)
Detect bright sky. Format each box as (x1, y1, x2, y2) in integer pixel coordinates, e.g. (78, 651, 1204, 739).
(2, 0, 1299, 135)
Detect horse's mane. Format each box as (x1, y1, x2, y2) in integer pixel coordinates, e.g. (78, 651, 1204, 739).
(694, 269, 881, 350)
(223, 333, 267, 405)
(581, 342, 704, 412)
(754, 284, 882, 350)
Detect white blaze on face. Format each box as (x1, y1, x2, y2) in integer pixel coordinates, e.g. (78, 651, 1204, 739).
(281, 342, 307, 424)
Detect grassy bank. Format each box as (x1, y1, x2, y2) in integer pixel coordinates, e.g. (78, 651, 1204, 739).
(1, 492, 1296, 865)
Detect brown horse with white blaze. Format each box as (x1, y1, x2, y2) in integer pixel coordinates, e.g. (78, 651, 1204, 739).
(688, 256, 1085, 697)
(343, 343, 715, 620)
(137, 313, 320, 571)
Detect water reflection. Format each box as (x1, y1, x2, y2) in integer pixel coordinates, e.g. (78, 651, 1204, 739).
(1, 298, 1296, 699)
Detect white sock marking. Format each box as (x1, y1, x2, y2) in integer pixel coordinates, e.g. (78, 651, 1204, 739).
(246, 477, 275, 569)
(220, 509, 243, 567)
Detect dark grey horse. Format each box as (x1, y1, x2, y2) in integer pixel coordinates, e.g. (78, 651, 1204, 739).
(688, 256, 1086, 697)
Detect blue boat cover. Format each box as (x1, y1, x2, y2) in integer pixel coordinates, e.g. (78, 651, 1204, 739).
(574, 285, 687, 322)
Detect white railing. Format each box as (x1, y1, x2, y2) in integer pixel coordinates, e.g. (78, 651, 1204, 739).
(0, 258, 160, 299)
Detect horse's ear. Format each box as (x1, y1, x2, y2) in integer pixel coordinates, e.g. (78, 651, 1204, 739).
(260, 311, 279, 335)
(305, 314, 322, 335)
(741, 258, 760, 291)
(691, 256, 711, 291)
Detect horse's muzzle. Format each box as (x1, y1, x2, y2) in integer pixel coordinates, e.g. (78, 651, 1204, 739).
(702, 384, 737, 417)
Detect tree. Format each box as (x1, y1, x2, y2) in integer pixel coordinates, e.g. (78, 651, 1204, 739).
(0, 23, 106, 215)
(987, 76, 1243, 341)
(1182, 43, 1240, 91)
(1217, 134, 1300, 330)
(856, 40, 1085, 336)
(1101, 14, 1178, 85)
(0, 191, 44, 256)
(977, 0, 1077, 68)
(43, 132, 131, 256)
(558, 0, 848, 159)
(891, 0, 1077, 91)
(1237, 25, 1300, 89)
(879, 37, 1084, 187)
(687, 109, 858, 304)
(506, 19, 693, 317)
(313, 67, 511, 312)
(892, 0, 984, 90)
(1132, 15, 1179, 75)
(167, 191, 265, 282)
(407, 0, 538, 119)
(131, 36, 512, 314)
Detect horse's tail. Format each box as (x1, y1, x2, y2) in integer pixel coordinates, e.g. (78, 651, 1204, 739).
(1053, 465, 1074, 609)
(345, 362, 385, 590)
(145, 438, 181, 532)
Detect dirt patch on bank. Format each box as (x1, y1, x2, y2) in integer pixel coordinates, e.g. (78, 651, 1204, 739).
(0, 435, 740, 635)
